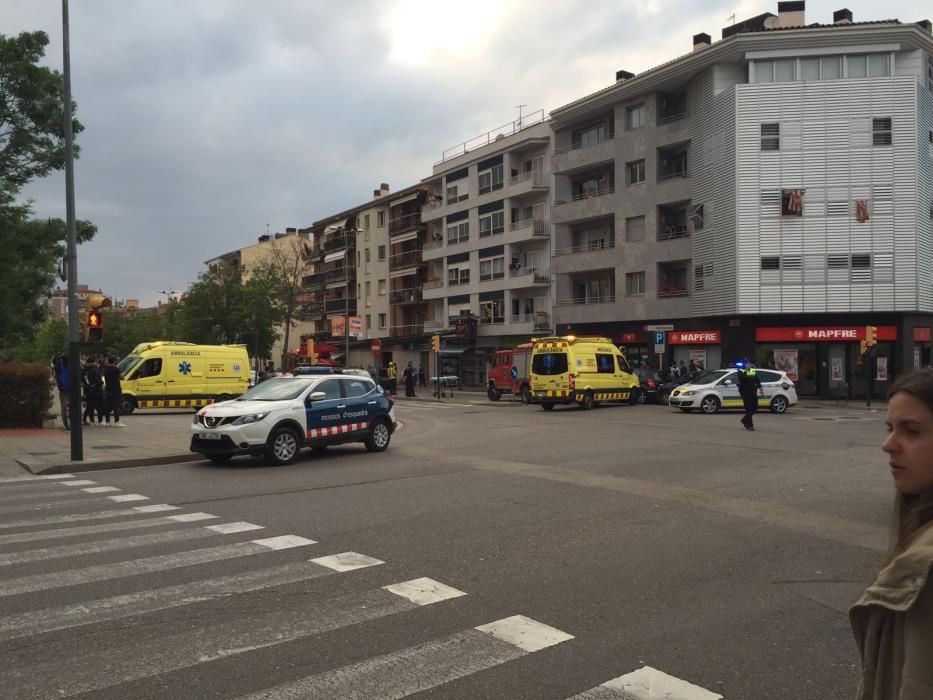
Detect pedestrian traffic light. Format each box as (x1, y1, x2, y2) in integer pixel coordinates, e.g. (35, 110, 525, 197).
(861, 325, 878, 355)
(86, 310, 103, 342)
(431, 335, 441, 352)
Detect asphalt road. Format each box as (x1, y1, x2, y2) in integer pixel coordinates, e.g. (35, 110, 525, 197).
(0, 396, 891, 699)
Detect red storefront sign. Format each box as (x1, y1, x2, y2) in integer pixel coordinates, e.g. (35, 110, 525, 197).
(618, 332, 647, 344)
(914, 327, 932, 342)
(755, 326, 897, 342)
(668, 330, 721, 345)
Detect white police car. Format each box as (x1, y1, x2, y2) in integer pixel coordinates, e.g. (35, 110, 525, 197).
(190, 375, 396, 465)
(668, 368, 798, 415)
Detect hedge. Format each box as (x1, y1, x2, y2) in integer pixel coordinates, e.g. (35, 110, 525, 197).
(0, 362, 53, 428)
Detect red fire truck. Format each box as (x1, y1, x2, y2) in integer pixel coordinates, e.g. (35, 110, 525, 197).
(486, 343, 533, 403)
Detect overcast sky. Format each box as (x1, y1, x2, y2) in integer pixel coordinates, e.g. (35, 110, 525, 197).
(4, 0, 929, 306)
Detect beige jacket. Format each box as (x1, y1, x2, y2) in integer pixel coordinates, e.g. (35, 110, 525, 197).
(850, 525, 933, 699)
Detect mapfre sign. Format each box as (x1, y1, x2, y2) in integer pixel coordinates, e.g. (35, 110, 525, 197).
(756, 326, 897, 342)
(668, 330, 721, 345)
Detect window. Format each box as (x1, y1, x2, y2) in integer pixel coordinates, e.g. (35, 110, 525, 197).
(365, 314, 372, 331)
(827, 255, 849, 270)
(626, 103, 645, 129)
(761, 123, 780, 151)
(595, 354, 615, 374)
(134, 358, 162, 379)
(378, 313, 386, 329)
(378, 279, 386, 295)
(625, 216, 645, 242)
(782, 256, 801, 270)
(800, 57, 820, 80)
(627, 159, 645, 185)
(479, 257, 505, 281)
(572, 225, 612, 252)
(758, 370, 782, 384)
(755, 60, 773, 82)
(532, 352, 568, 376)
(446, 184, 459, 204)
(315, 379, 342, 401)
(343, 379, 374, 398)
(625, 271, 645, 297)
(616, 354, 633, 374)
(376, 245, 385, 261)
(873, 118, 892, 146)
(572, 123, 606, 148)
(694, 265, 705, 291)
(774, 59, 795, 82)
(760, 257, 780, 271)
(479, 211, 504, 237)
(847, 55, 867, 79)
(851, 254, 872, 268)
(821, 56, 841, 79)
(447, 221, 469, 244)
(377, 211, 385, 227)
(478, 164, 504, 194)
(479, 299, 504, 323)
(365, 248, 371, 263)
(688, 203, 704, 231)
(448, 267, 470, 285)
(365, 281, 371, 306)
(781, 189, 803, 217)
(364, 214, 371, 230)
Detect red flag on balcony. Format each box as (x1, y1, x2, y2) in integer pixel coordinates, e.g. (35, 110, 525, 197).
(787, 189, 802, 214)
(855, 199, 870, 223)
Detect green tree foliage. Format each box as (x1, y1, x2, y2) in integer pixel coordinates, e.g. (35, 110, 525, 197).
(96, 307, 178, 359)
(0, 31, 83, 205)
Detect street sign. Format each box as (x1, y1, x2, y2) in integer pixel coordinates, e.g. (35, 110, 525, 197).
(509, 366, 519, 380)
(646, 324, 674, 331)
(653, 331, 666, 346)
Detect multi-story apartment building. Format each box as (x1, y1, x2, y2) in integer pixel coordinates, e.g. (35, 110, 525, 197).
(548, 1, 933, 398)
(421, 114, 553, 385)
(303, 183, 433, 370)
(48, 284, 105, 321)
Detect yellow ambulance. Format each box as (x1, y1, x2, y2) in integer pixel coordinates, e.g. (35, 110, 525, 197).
(530, 336, 640, 410)
(116, 341, 250, 414)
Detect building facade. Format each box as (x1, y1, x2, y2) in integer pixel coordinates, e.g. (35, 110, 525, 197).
(546, 1, 933, 398)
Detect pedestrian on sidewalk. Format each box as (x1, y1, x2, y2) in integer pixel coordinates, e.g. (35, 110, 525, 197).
(737, 360, 763, 431)
(52, 354, 70, 428)
(103, 356, 126, 427)
(82, 358, 104, 425)
(386, 361, 397, 396)
(850, 368, 933, 699)
(403, 361, 416, 397)
(418, 364, 425, 388)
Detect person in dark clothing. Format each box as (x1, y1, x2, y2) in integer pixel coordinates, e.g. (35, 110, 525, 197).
(82, 360, 104, 425)
(418, 365, 425, 388)
(403, 361, 416, 397)
(103, 356, 126, 426)
(737, 360, 764, 430)
(53, 354, 70, 428)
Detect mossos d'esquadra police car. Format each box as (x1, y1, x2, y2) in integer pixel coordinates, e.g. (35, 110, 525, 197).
(190, 375, 396, 465)
(667, 367, 798, 415)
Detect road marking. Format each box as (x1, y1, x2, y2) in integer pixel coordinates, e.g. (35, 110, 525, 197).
(475, 614, 575, 652)
(0, 524, 238, 567)
(0, 496, 119, 514)
(0, 474, 74, 485)
(234, 615, 571, 700)
(0, 506, 178, 530)
(310, 551, 384, 572)
(205, 521, 264, 534)
(107, 493, 150, 502)
(39, 473, 76, 479)
(0, 488, 84, 504)
(4, 576, 465, 697)
(0, 513, 213, 546)
(253, 534, 316, 549)
(0, 535, 315, 596)
(567, 666, 723, 699)
(382, 577, 466, 605)
(61, 479, 97, 486)
(82, 486, 121, 493)
(0, 555, 383, 641)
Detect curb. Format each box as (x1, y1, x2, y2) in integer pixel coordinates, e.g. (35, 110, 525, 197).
(17, 453, 202, 476)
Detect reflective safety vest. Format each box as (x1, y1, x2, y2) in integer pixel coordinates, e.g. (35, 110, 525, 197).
(387, 364, 397, 379)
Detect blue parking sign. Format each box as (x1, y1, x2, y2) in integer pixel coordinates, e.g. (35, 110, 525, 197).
(653, 331, 666, 345)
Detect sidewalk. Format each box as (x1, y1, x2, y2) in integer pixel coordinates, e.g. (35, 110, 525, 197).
(0, 412, 199, 478)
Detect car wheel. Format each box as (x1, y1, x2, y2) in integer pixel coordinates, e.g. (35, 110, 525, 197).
(487, 387, 501, 401)
(581, 391, 595, 410)
(700, 395, 721, 414)
(541, 403, 554, 411)
(769, 395, 789, 414)
(631, 388, 643, 405)
(119, 395, 136, 415)
(520, 385, 532, 404)
(364, 418, 391, 452)
(659, 391, 670, 405)
(207, 454, 232, 465)
(264, 425, 302, 465)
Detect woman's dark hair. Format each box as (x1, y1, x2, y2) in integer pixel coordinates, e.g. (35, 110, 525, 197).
(886, 368, 933, 561)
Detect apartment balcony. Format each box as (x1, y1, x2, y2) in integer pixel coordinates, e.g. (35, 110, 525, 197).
(325, 266, 353, 284)
(657, 142, 689, 183)
(657, 261, 690, 298)
(509, 312, 552, 332)
(424, 318, 448, 332)
(657, 91, 689, 125)
(390, 287, 424, 305)
(325, 297, 357, 315)
(554, 294, 615, 306)
(301, 270, 325, 287)
(388, 249, 423, 271)
(508, 265, 550, 287)
(305, 299, 324, 315)
(553, 239, 615, 257)
(479, 313, 505, 326)
(509, 217, 550, 238)
(389, 212, 423, 236)
(322, 234, 356, 253)
(302, 245, 323, 261)
(552, 135, 615, 175)
(551, 187, 616, 225)
(657, 203, 691, 241)
(507, 169, 548, 199)
(390, 323, 424, 338)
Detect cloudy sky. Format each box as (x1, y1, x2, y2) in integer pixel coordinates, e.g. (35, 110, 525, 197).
(4, 0, 929, 305)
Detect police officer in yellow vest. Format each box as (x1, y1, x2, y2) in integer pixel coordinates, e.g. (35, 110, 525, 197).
(737, 359, 764, 431)
(386, 361, 398, 396)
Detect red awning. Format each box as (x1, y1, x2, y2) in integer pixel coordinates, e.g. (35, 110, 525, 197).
(312, 342, 339, 353)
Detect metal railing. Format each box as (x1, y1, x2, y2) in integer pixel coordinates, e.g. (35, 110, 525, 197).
(510, 314, 535, 324)
(508, 266, 549, 283)
(553, 239, 615, 257)
(424, 238, 444, 251)
(322, 234, 356, 252)
(388, 250, 423, 269)
(423, 280, 444, 289)
(390, 323, 424, 337)
(389, 212, 422, 234)
(554, 294, 615, 306)
(325, 267, 352, 283)
(301, 271, 324, 287)
(657, 287, 690, 298)
(554, 186, 615, 205)
(657, 110, 689, 125)
(479, 315, 505, 325)
(509, 218, 550, 236)
(437, 108, 546, 164)
(657, 168, 689, 182)
(390, 288, 423, 304)
(657, 225, 690, 241)
(553, 133, 614, 156)
(324, 297, 356, 314)
(508, 170, 548, 187)
(424, 319, 447, 331)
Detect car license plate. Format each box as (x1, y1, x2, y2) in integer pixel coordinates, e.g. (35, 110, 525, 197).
(198, 432, 222, 440)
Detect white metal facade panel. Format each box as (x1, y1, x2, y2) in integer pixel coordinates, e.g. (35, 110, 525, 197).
(918, 74, 933, 312)
(735, 76, 921, 314)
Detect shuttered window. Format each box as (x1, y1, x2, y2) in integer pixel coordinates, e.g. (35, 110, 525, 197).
(872, 118, 892, 146)
(760, 257, 780, 271)
(761, 123, 780, 151)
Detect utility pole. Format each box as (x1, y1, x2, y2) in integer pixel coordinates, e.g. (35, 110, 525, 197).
(62, 0, 82, 461)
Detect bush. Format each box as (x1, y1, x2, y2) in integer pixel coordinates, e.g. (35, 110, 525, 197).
(0, 362, 53, 427)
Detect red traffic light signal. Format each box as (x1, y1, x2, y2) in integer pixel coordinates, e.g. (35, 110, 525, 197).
(86, 310, 103, 342)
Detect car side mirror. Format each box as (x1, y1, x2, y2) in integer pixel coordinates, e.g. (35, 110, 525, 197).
(306, 391, 327, 403)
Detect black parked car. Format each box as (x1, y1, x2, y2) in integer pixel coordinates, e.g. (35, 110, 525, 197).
(634, 368, 664, 404)
(656, 371, 701, 404)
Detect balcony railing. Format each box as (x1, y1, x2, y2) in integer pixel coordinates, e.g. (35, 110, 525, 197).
(479, 315, 505, 325)
(553, 134, 614, 156)
(508, 170, 547, 188)
(508, 266, 549, 283)
(424, 319, 448, 332)
(657, 168, 689, 182)
(325, 297, 357, 314)
(389, 212, 422, 235)
(423, 279, 444, 290)
(322, 234, 356, 252)
(657, 110, 689, 125)
(657, 224, 690, 241)
(510, 218, 550, 236)
(554, 186, 615, 205)
(301, 271, 324, 287)
(424, 238, 444, 251)
(325, 267, 352, 283)
(657, 287, 690, 298)
(390, 323, 424, 337)
(553, 239, 615, 257)
(554, 294, 615, 306)
(388, 250, 423, 270)
(390, 287, 423, 304)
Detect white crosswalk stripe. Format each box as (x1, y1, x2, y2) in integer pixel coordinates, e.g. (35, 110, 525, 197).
(0, 512, 216, 546)
(566, 666, 723, 699)
(0, 495, 114, 514)
(0, 503, 178, 530)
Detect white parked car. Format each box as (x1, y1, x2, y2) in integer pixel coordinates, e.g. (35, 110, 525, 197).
(668, 368, 798, 415)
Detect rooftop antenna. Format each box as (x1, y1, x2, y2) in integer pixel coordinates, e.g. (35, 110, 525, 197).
(727, 13, 736, 24)
(266, 223, 270, 235)
(515, 104, 526, 130)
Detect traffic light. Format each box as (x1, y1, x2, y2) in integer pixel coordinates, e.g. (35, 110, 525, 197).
(86, 310, 103, 342)
(431, 335, 441, 352)
(306, 339, 318, 365)
(861, 325, 878, 355)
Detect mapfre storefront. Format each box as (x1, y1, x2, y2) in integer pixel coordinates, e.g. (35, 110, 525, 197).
(755, 325, 897, 399)
(668, 330, 722, 372)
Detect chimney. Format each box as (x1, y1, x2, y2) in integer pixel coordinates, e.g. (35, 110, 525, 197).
(615, 69, 634, 83)
(833, 9, 852, 24)
(917, 19, 932, 33)
(777, 1, 805, 28)
(380, 182, 390, 196)
(373, 189, 381, 199)
(693, 32, 711, 51)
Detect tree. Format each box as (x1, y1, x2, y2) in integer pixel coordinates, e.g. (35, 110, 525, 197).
(240, 275, 282, 373)
(249, 235, 311, 369)
(0, 31, 83, 206)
